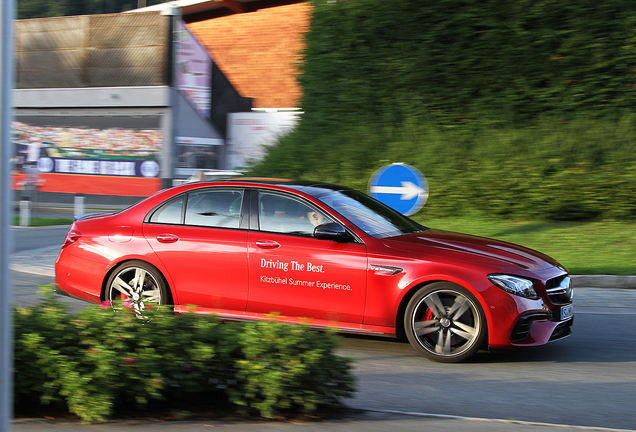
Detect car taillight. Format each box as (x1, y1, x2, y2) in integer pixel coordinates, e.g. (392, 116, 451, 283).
(63, 230, 82, 248)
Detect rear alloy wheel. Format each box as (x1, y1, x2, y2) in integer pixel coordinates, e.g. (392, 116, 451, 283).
(106, 261, 169, 319)
(405, 282, 486, 363)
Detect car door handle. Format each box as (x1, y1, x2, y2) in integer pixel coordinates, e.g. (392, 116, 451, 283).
(156, 234, 179, 243)
(255, 240, 280, 249)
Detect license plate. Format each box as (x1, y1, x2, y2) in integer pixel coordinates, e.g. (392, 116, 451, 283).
(560, 304, 574, 320)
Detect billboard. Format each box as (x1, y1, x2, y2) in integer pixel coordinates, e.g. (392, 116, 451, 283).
(175, 19, 212, 119)
(12, 118, 163, 196)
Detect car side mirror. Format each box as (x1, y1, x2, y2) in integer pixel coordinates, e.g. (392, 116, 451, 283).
(314, 222, 353, 242)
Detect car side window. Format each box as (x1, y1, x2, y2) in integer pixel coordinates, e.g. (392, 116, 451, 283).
(184, 189, 244, 229)
(149, 196, 184, 224)
(258, 191, 332, 236)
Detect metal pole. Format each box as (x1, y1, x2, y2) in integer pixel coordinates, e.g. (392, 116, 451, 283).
(161, 5, 181, 189)
(0, 0, 15, 429)
(74, 195, 85, 217)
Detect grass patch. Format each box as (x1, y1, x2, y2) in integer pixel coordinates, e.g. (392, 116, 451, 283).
(415, 216, 636, 276)
(12, 216, 73, 227)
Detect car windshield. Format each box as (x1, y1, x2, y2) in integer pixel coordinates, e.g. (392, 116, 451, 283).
(314, 189, 425, 238)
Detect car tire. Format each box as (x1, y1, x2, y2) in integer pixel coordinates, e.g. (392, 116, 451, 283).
(105, 260, 170, 319)
(404, 282, 487, 363)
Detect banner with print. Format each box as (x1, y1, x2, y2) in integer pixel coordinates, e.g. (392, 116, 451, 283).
(12, 121, 162, 178)
(175, 19, 212, 119)
(11, 119, 164, 196)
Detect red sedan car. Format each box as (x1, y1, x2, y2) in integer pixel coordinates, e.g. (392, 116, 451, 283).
(56, 179, 573, 362)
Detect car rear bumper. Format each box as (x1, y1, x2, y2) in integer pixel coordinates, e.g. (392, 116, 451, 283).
(55, 249, 107, 305)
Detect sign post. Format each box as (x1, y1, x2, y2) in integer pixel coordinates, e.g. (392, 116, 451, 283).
(369, 163, 428, 216)
(0, 0, 15, 430)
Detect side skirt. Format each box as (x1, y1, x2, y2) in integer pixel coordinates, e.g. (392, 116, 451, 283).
(173, 305, 397, 337)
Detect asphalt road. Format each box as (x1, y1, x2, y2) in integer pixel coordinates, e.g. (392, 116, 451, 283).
(9, 226, 636, 431)
(11, 224, 69, 252)
(339, 305, 636, 430)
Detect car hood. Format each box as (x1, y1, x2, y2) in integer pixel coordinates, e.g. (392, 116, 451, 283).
(380, 229, 559, 271)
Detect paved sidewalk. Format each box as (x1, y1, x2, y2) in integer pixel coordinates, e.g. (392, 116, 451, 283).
(11, 244, 60, 277)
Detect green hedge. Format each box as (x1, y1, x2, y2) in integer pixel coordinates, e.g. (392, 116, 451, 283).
(300, 0, 636, 129)
(252, 115, 636, 221)
(13, 288, 355, 423)
(250, 0, 636, 221)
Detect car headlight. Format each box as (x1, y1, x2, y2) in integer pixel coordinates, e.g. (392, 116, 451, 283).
(488, 274, 539, 300)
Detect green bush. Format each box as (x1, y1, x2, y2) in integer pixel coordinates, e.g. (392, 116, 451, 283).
(228, 319, 354, 418)
(13, 288, 355, 422)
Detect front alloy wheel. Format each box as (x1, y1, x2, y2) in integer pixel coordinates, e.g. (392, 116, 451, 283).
(105, 260, 168, 319)
(405, 282, 486, 363)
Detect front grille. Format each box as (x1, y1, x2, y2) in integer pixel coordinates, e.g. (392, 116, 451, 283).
(546, 275, 573, 305)
(546, 275, 567, 290)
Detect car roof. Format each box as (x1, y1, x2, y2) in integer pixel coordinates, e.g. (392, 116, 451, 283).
(205, 177, 358, 198)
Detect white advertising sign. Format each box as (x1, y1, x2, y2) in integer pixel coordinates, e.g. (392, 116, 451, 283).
(175, 19, 212, 119)
(227, 112, 300, 169)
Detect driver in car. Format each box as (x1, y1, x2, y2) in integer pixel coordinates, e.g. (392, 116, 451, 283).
(307, 210, 326, 227)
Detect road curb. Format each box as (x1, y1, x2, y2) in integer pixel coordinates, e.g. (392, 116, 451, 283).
(353, 407, 636, 432)
(571, 275, 636, 289)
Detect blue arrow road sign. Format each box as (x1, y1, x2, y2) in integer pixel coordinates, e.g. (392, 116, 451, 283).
(369, 163, 428, 216)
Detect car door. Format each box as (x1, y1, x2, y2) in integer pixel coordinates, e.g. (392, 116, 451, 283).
(246, 189, 368, 323)
(143, 187, 249, 311)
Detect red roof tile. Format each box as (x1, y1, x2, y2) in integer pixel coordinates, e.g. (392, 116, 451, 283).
(187, 2, 311, 108)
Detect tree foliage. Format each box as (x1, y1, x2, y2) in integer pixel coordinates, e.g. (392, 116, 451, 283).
(298, 0, 636, 128)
